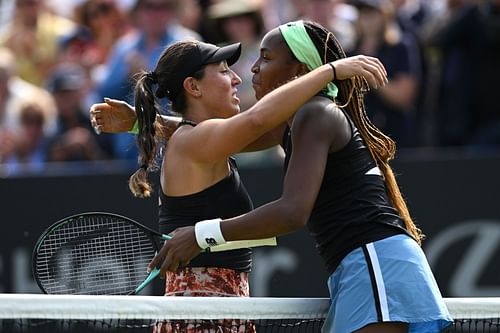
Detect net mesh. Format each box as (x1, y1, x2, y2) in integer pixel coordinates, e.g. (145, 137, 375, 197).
(0, 294, 499, 333)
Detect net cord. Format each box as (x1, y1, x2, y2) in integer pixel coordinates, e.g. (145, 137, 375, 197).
(0, 294, 330, 320)
(0, 294, 499, 321)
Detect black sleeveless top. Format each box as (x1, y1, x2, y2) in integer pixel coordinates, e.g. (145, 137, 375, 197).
(282, 107, 409, 274)
(158, 121, 253, 272)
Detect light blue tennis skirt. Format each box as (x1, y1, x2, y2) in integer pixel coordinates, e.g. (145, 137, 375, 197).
(322, 234, 453, 333)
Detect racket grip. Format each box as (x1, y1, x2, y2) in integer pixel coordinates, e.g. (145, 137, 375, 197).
(135, 267, 160, 294)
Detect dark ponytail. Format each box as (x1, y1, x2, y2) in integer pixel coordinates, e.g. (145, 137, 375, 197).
(128, 72, 159, 198)
(128, 40, 204, 198)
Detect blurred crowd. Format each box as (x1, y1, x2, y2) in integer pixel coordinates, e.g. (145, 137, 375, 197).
(0, 0, 499, 176)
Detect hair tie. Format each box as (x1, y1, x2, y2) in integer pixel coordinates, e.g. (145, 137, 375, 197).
(146, 71, 157, 83)
(140, 164, 148, 171)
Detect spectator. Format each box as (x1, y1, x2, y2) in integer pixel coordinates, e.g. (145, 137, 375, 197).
(390, 0, 431, 36)
(299, 0, 358, 53)
(0, 0, 76, 86)
(388, 0, 435, 146)
(426, 0, 500, 148)
(175, 0, 203, 33)
(1, 101, 53, 175)
(59, 0, 130, 73)
(259, 0, 307, 30)
(349, 0, 423, 148)
(96, 0, 200, 163)
(58, 0, 131, 112)
(46, 62, 110, 161)
(0, 47, 57, 141)
(207, 0, 265, 110)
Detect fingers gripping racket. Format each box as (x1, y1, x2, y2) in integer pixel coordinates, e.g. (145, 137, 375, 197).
(32, 212, 277, 296)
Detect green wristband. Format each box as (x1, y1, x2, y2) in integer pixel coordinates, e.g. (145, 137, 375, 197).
(128, 120, 139, 134)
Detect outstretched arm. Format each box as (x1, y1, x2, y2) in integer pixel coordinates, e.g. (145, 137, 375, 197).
(90, 98, 180, 139)
(148, 102, 342, 274)
(89, 97, 284, 151)
(89, 55, 387, 136)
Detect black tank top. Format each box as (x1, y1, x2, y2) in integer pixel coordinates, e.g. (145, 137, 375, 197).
(158, 121, 253, 272)
(282, 108, 409, 274)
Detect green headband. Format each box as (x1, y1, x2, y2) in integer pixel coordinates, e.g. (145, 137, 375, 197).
(279, 20, 338, 99)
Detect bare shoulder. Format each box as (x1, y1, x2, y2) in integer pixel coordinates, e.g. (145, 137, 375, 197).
(292, 97, 351, 150)
(294, 96, 343, 126)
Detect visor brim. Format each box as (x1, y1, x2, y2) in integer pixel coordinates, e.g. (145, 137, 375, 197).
(206, 42, 242, 66)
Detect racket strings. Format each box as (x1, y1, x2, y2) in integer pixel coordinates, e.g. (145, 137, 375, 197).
(35, 215, 157, 295)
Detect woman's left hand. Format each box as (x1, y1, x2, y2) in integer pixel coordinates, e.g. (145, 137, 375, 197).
(148, 226, 201, 276)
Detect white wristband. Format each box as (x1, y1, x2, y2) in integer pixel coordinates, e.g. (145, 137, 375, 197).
(194, 218, 226, 249)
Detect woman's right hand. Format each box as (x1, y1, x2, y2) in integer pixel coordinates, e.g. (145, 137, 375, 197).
(90, 98, 137, 134)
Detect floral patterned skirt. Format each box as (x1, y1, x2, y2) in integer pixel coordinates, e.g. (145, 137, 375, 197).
(153, 267, 256, 333)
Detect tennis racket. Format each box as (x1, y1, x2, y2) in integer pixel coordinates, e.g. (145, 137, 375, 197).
(32, 212, 277, 296)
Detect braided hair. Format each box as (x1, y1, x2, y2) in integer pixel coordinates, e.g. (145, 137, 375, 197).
(128, 40, 205, 198)
(303, 20, 424, 244)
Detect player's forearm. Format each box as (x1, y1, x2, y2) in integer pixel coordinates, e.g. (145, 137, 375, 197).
(245, 64, 335, 130)
(221, 199, 307, 241)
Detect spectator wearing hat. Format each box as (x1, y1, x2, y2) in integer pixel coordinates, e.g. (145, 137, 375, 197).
(207, 0, 265, 111)
(46, 62, 111, 161)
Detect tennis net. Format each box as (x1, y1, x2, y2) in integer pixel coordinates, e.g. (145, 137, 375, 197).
(0, 294, 499, 332)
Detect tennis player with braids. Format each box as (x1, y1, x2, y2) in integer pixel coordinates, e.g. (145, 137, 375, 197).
(90, 32, 389, 332)
(148, 21, 453, 333)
